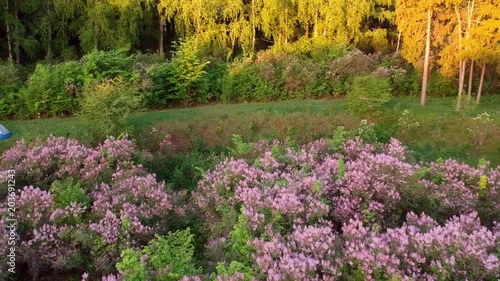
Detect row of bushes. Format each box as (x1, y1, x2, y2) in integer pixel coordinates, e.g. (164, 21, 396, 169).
(0, 43, 478, 120)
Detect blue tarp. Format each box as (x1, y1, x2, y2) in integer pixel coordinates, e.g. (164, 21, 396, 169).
(0, 124, 11, 139)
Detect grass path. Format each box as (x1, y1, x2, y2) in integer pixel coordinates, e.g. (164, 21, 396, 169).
(1, 96, 499, 164)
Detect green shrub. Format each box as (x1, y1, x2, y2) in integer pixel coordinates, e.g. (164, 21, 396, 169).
(132, 53, 166, 102)
(116, 229, 201, 281)
(18, 61, 84, 118)
(205, 60, 229, 102)
(279, 55, 323, 99)
(82, 49, 134, 84)
(78, 78, 141, 137)
(428, 71, 456, 97)
(49, 178, 90, 209)
(346, 74, 392, 117)
(0, 92, 20, 119)
(0, 61, 21, 96)
(394, 68, 420, 96)
(168, 40, 210, 106)
(221, 59, 275, 103)
(145, 62, 176, 109)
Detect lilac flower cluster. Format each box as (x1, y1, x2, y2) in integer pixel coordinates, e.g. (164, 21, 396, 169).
(1, 135, 121, 186)
(342, 212, 499, 280)
(91, 173, 173, 242)
(1, 136, 177, 278)
(195, 137, 500, 280)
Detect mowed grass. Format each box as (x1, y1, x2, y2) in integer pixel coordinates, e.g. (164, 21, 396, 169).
(1, 95, 499, 165)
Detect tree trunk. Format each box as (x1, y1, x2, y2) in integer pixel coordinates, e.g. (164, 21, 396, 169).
(314, 8, 319, 38)
(457, 60, 466, 111)
(457, 0, 475, 110)
(13, 0, 20, 64)
(46, 22, 52, 60)
(476, 63, 486, 104)
(284, 9, 288, 44)
(420, 8, 432, 107)
(455, 5, 464, 112)
(396, 29, 401, 53)
(252, 0, 256, 53)
(159, 18, 164, 56)
(467, 60, 474, 105)
(5, 0, 13, 62)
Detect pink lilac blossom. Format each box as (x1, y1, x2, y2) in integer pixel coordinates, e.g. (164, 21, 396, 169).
(196, 137, 499, 280)
(17, 186, 53, 228)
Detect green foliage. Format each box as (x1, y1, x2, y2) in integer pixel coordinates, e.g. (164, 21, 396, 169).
(327, 49, 381, 95)
(18, 61, 84, 118)
(215, 261, 255, 281)
(328, 126, 351, 152)
(49, 178, 89, 209)
(221, 59, 275, 103)
(346, 74, 392, 117)
(227, 213, 254, 262)
(229, 135, 254, 158)
(428, 71, 457, 97)
(269, 37, 348, 62)
(0, 62, 21, 96)
(467, 112, 495, 152)
(116, 229, 201, 281)
(168, 40, 211, 106)
(78, 78, 141, 138)
(397, 110, 421, 141)
(82, 49, 134, 84)
(116, 248, 148, 281)
(205, 61, 229, 101)
(145, 62, 176, 108)
(0, 92, 20, 119)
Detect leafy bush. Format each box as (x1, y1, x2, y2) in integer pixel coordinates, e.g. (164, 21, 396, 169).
(0, 92, 20, 119)
(428, 71, 457, 97)
(116, 229, 201, 281)
(18, 61, 84, 118)
(279, 55, 324, 99)
(145, 62, 175, 109)
(346, 74, 392, 116)
(210, 50, 336, 103)
(78, 78, 141, 137)
(204, 60, 228, 102)
(81, 49, 134, 84)
(0, 62, 21, 96)
(221, 59, 275, 103)
(168, 40, 210, 106)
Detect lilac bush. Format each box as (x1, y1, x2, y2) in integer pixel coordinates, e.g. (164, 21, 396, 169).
(0, 136, 179, 279)
(2, 134, 499, 280)
(1, 134, 139, 189)
(195, 136, 500, 280)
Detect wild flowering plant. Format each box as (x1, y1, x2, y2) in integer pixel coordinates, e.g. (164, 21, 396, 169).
(467, 112, 495, 151)
(397, 110, 420, 141)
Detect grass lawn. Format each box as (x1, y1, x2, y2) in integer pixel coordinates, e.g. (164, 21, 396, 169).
(1, 96, 499, 165)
